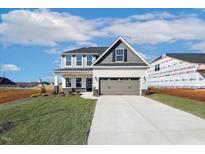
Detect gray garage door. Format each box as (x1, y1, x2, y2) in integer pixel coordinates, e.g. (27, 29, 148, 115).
(100, 78, 140, 95)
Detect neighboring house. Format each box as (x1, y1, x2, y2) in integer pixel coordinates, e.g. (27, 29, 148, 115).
(148, 53, 205, 89)
(53, 37, 150, 95)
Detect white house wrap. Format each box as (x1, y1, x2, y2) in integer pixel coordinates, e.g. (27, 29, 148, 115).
(148, 53, 205, 89)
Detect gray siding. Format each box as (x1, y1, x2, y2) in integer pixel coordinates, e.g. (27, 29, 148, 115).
(97, 41, 145, 65)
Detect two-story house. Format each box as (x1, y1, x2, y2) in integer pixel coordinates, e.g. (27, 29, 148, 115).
(53, 37, 150, 95)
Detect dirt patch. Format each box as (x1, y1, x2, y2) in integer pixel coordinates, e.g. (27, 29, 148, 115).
(0, 122, 15, 134)
(0, 88, 39, 104)
(150, 87, 205, 102)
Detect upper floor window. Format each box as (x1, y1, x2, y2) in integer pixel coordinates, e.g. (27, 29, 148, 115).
(115, 48, 124, 62)
(66, 55, 72, 66)
(87, 55, 93, 66)
(155, 64, 160, 71)
(76, 55, 82, 66)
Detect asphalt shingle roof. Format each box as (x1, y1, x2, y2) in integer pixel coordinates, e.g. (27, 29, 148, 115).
(62, 47, 108, 55)
(166, 53, 205, 64)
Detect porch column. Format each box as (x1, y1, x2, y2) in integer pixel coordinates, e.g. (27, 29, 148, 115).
(54, 74, 59, 94)
(54, 75, 58, 86)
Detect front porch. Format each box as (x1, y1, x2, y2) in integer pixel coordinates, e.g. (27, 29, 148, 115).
(53, 68, 93, 93)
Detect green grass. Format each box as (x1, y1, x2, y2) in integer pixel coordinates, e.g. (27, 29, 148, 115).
(0, 96, 96, 145)
(147, 93, 205, 119)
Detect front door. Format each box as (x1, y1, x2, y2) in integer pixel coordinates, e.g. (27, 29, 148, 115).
(86, 78, 92, 92)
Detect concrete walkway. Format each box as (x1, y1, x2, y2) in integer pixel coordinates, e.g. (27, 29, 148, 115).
(80, 92, 98, 100)
(88, 95, 205, 145)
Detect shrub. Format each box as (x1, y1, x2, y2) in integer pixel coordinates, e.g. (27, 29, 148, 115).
(58, 91, 65, 96)
(30, 93, 41, 97)
(144, 89, 155, 95)
(76, 91, 81, 96)
(93, 87, 98, 96)
(59, 91, 64, 94)
(52, 91, 57, 95)
(40, 87, 47, 94)
(68, 91, 73, 95)
(41, 93, 49, 96)
(145, 90, 150, 95)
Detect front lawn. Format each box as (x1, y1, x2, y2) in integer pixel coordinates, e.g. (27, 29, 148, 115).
(0, 96, 96, 145)
(147, 93, 205, 119)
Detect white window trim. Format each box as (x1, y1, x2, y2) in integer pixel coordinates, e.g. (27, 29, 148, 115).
(75, 55, 83, 67)
(115, 48, 124, 62)
(76, 77, 82, 88)
(65, 78, 72, 88)
(86, 55, 93, 67)
(65, 55, 72, 67)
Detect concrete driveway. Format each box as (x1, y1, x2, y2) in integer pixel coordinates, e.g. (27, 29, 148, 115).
(88, 95, 205, 145)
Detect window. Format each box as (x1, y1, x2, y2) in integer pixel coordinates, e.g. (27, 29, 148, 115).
(76, 78, 82, 88)
(65, 78, 71, 87)
(66, 56, 72, 66)
(87, 55, 93, 66)
(115, 48, 124, 62)
(155, 64, 160, 71)
(76, 55, 82, 66)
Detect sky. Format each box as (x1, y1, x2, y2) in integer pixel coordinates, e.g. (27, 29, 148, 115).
(1, 8, 205, 82)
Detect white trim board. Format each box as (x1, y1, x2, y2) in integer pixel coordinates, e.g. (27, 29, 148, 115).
(91, 66, 149, 69)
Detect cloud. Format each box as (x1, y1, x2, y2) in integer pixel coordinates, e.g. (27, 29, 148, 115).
(40, 75, 61, 83)
(138, 52, 150, 60)
(45, 48, 62, 54)
(138, 51, 157, 62)
(191, 41, 205, 52)
(0, 9, 103, 46)
(52, 59, 61, 68)
(0, 64, 21, 72)
(40, 76, 54, 82)
(1, 9, 205, 52)
(45, 44, 87, 55)
(102, 16, 205, 45)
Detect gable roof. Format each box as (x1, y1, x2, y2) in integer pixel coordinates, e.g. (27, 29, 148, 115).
(62, 47, 108, 55)
(92, 36, 150, 67)
(152, 53, 205, 64)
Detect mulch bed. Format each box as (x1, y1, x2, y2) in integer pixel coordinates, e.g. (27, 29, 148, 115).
(150, 87, 205, 102)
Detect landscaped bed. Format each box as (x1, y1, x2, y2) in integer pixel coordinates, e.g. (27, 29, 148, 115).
(0, 96, 96, 144)
(147, 93, 205, 119)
